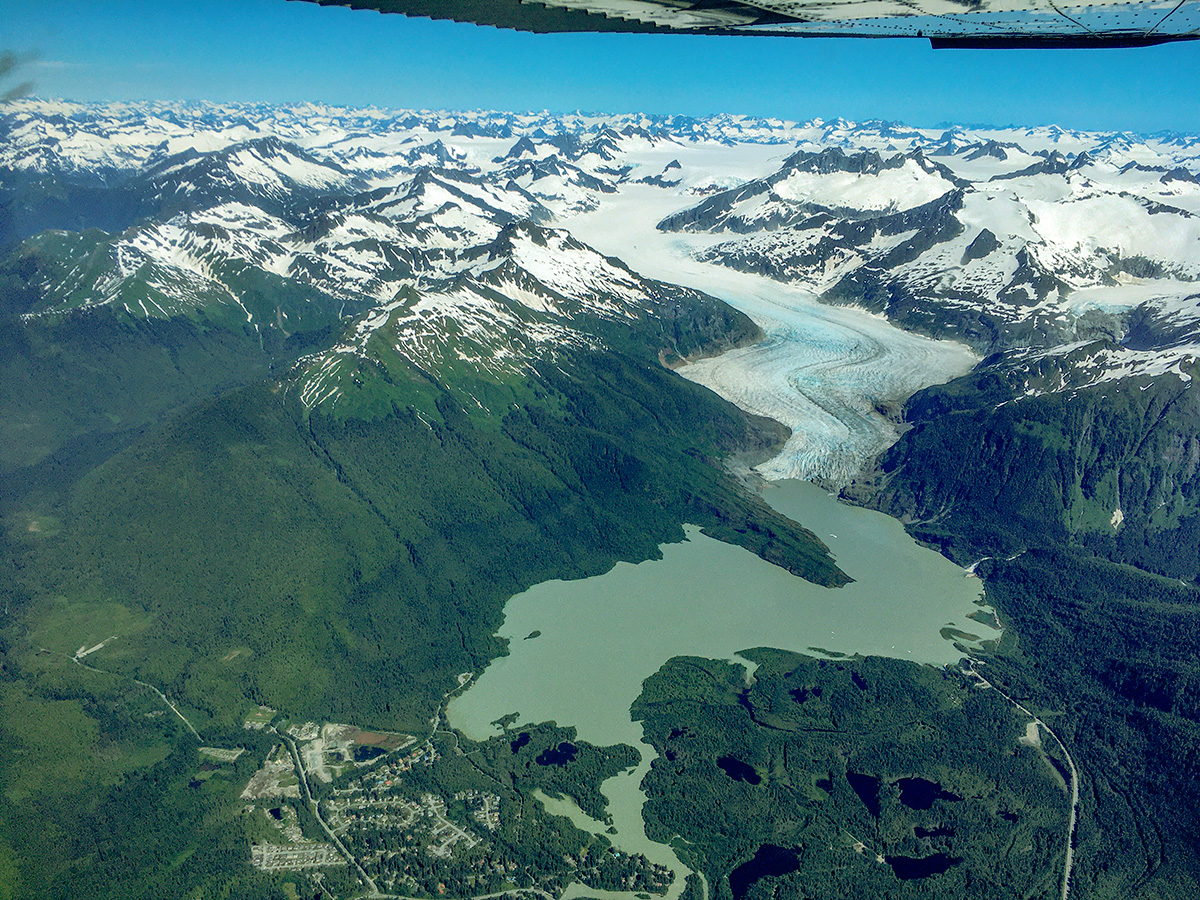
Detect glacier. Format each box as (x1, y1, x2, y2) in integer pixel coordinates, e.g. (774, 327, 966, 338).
(564, 183, 978, 485)
(9, 99, 1200, 486)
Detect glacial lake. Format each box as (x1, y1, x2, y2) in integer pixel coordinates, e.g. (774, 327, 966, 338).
(447, 478, 996, 898)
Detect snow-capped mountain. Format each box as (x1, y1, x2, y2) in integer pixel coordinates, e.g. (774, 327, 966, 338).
(658, 143, 1200, 381)
(658, 147, 966, 232)
(294, 220, 753, 413)
(0, 99, 800, 183)
(140, 136, 366, 215)
(8, 99, 1197, 188)
(6, 98, 1200, 426)
(4, 104, 763, 423)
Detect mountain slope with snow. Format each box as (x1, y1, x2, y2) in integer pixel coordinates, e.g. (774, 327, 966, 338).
(6, 97, 1200, 469)
(654, 143, 1200, 398)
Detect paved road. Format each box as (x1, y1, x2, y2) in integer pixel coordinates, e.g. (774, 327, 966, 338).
(276, 728, 381, 895)
(965, 661, 1078, 900)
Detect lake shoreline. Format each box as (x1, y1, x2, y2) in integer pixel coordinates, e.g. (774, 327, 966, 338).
(448, 479, 1001, 900)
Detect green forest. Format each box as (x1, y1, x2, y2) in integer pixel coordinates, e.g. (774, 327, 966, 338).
(852, 357, 1200, 898)
(632, 650, 1068, 900)
(0, 227, 843, 900)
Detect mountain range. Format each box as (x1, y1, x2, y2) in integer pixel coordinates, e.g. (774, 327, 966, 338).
(3, 99, 1200, 900)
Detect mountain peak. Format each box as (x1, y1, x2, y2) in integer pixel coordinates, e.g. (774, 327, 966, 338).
(498, 136, 540, 161)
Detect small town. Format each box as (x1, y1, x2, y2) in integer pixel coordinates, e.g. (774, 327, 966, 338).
(324, 791, 486, 859)
(231, 706, 673, 899)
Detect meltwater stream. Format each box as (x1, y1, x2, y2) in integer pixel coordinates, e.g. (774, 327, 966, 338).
(448, 481, 997, 900)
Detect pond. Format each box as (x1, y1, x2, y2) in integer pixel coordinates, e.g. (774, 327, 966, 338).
(896, 776, 963, 811)
(716, 756, 761, 786)
(885, 853, 963, 880)
(728, 845, 802, 900)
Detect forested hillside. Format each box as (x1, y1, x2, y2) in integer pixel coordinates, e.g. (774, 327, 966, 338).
(847, 359, 1200, 897)
(0, 104, 853, 899)
(5, 98, 1200, 900)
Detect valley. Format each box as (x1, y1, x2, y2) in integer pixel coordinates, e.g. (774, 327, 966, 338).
(563, 185, 979, 483)
(2, 100, 1200, 900)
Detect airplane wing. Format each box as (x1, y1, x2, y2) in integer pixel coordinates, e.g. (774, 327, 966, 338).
(293, 0, 1200, 47)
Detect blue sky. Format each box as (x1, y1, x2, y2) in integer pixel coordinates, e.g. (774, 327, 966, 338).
(5, 0, 1200, 132)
